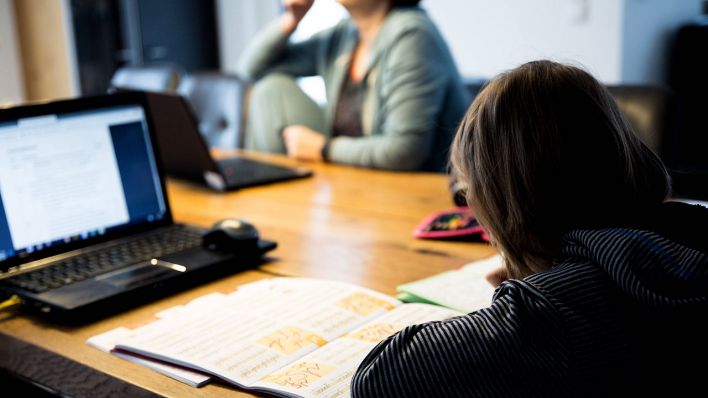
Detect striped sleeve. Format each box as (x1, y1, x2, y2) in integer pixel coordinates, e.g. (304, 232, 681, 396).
(350, 280, 572, 398)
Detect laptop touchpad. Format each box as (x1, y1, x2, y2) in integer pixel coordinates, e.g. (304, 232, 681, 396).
(97, 261, 181, 289)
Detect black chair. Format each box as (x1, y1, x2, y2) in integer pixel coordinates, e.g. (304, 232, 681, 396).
(607, 85, 676, 160)
(178, 72, 248, 149)
(459, 79, 708, 199)
(607, 85, 708, 199)
(667, 22, 708, 199)
(465, 81, 677, 159)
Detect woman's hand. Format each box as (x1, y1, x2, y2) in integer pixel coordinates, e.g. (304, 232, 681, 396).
(282, 125, 326, 161)
(280, 0, 315, 34)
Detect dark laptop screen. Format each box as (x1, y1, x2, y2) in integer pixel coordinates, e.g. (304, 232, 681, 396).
(0, 104, 167, 264)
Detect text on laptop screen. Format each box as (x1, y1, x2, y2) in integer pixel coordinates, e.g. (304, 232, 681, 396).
(0, 105, 166, 262)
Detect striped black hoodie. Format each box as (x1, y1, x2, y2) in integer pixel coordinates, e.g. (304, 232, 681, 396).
(352, 202, 708, 397)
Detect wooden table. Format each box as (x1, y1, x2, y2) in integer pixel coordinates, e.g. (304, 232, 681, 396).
(0, 152, 495, 397)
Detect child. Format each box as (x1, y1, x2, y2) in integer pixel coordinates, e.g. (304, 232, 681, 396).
(351, 60, 708, 397)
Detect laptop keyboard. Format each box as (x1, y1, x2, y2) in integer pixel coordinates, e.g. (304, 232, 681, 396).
(2, 225, 203, 294)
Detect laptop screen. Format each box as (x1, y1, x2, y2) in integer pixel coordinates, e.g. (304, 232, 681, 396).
(0, 102, 167, 265)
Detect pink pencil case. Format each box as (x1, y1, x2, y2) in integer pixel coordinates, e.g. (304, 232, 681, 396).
(413, 207, 488, 240)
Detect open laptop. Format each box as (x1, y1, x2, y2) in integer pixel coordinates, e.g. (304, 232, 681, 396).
(143, 92, 312, 191)
(0, 93, 276, 323)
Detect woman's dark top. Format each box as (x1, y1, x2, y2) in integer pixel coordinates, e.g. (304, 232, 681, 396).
(332, 76, 365, 138)
(351, 202, 708, 397)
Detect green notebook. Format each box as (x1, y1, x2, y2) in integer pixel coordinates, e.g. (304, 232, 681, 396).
(397, 254, 502, 313)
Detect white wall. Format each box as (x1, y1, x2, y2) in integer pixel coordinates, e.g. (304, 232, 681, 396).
(61, 0, 80, 97)
(0, 0, 25, 104)
(216, 0, 280, 74)
(424, 0, 625, 83)
(622, 0, 702, 85)
(291, 0, 347, 42)
(217, 0, 704, 85)
(424, 0, 702, 84)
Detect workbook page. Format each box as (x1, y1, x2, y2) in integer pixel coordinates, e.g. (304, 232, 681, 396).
(397, 254, 502, 313)
(113, 278, 401, 387)
(251, 303, 463, 398)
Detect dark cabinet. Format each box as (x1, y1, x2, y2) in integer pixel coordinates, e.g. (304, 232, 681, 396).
(71, 0, 219, 95)
(121, 0, 219, 69)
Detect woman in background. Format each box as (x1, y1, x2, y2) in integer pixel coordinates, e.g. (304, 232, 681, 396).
(351, 60, 708, 397)
(237, 0, 469, 171)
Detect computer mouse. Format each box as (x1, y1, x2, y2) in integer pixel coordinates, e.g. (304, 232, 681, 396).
(202, 218, 260, 252)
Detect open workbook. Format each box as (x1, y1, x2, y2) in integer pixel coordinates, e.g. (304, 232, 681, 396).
(88, 278, 465, 397)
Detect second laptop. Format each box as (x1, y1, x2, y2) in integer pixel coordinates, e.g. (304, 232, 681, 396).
(144, 92, 312, 191)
